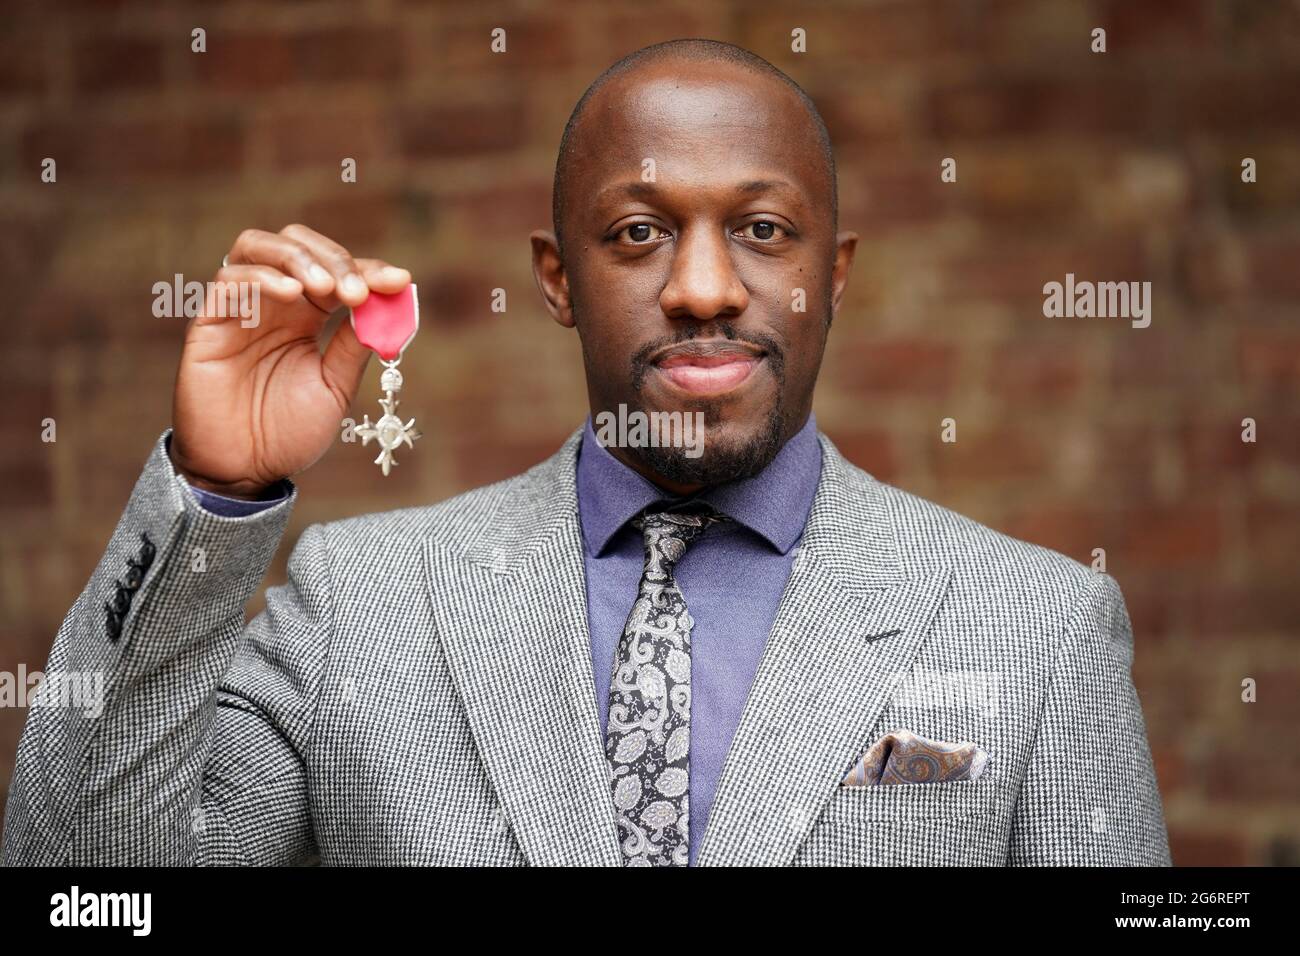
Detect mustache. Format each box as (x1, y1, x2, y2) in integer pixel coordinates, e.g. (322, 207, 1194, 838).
(630, 322, 785, 391)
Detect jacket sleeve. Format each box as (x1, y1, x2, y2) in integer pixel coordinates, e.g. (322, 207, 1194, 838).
(1008, 571, 1172, 865)
(1, 430, 332, 865)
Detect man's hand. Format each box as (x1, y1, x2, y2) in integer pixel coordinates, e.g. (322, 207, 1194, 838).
(170, 224, 411, 498)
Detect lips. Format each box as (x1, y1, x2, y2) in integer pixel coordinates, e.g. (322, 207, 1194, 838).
(651, 340, 765, 397)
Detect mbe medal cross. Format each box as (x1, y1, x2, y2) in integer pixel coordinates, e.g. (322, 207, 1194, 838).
(350, 284, 422, 476)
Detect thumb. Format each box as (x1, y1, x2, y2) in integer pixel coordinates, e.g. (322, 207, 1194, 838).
(322, 318, 373, 403)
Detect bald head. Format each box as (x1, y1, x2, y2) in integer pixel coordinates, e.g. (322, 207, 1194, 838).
(551, 38, 837, 261)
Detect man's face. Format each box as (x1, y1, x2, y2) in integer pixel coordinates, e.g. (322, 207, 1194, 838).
(532, 59, 858, 493)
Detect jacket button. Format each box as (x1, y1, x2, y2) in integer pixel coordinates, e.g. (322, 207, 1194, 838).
(105, 607, 123, 641)
(122, 564, 143, 590)
(138, 532, 156, 568)
(109, 587, 131, 615)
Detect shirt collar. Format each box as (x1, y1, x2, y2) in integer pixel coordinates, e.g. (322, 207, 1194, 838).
(576, 411, 822, 557)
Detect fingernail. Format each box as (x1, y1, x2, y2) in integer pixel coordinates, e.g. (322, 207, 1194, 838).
(381, 266, 410, 283)
(341, 274, 367, 298)
(308, 264, 331, 285)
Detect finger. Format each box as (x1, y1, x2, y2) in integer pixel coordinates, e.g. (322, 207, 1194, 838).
(216, 264, 303, 303)
(197, 267, 299, 327)
(279, 223, 370, 309)
(320, 314, 372, 403)
(354, 259, 412, 295)
(227, 228, 340, 309)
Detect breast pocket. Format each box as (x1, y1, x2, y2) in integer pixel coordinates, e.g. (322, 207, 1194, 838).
(793, 775, 1010, 866)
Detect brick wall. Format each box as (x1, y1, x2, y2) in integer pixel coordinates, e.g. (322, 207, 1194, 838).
(1, 0, 1296, 864)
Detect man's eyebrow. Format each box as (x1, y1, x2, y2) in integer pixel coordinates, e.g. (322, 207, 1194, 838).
(735, 179, 797, 195)
(595, 178, 802, 205)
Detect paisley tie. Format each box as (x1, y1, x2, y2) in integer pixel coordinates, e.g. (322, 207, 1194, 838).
(604, 505, 728, 866)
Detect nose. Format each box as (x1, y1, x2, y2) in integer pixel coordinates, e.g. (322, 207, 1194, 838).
(659, 223, 750, 323)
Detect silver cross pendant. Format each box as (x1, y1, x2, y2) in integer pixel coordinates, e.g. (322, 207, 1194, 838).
(355, 360, 421, 476)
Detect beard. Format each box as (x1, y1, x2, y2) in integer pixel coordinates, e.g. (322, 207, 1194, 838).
(626, 396, 788, 488)
(600, 319, 792, 488)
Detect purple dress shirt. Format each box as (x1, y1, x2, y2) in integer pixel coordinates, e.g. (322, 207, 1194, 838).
(184, 413, 823, 865)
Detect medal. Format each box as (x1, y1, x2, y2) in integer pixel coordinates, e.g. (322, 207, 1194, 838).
(350, 284, 422, 476)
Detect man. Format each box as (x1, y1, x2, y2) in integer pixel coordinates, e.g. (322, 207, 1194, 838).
(1, 39, 1170, 866)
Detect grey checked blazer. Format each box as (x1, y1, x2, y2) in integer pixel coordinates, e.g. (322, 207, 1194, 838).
(1, 426, 1172, 866)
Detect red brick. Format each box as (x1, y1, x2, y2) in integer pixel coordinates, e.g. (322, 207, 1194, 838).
(849, 161, 951, 226)
(1205, 734, 1300, 803)
(1221, 146, 1300, 218)
(0, 459, 53, 512)
(953, 147, 1117, 226)
(293, 434, 433, 505)
(1186, 584, 1300, 637)
(448, 181, 553, 242)
(1000, 506, 1114, 567)
(400, 101, 527, 158)
(420, 270, 510, 326)
(196, 29, 405, 91)
(1178, 71, 1300, 132)
(418, 16, 577, 74)
(1244, 504, 1300, 572)
(989, 339, 1083, 401)
(263, 109, 392, 171)
(1115, 506, 1224, 568)
(812, 88, 912, 149)
(1118, 585, 1176, 643)
(824, 429, 897, 485)
(599, 10, 724, 62)
(0, 213, 62, 290)
(739, 1, 983, 66)
(194, 33, 292, 90)
(1149, 744, 1184, 794)
(836, 339, 957, 397)
(73, 36, 163, 92)
(298, 191, 398, 249)
(927, 75, 1154, 140)
(22, 116, 245, 181)
(1167, 829, 1248, 866)
(1178, 418, 1256, 479)
(1176, 232, 1250, 305)
(1096, 0, 1214, 51)
(449, 432, 571, 490)
(1252, 416, 1300, 468)
(1238, 328, 1300, 397)
(1244, 234, 1300, 300)
(930, 425, 1049, 483)
(946, 236, 1149, 307)
(1221, 0, 1300, 57)
(1109, 326, 1204, 389)
(0, 28, 47, 95)
(0, 380, 57, 437)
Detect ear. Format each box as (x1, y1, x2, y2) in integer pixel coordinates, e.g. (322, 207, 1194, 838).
(530, 229, 575, 328)
(830, 230, 858, 316)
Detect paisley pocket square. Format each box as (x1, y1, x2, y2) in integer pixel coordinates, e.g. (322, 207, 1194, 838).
(841, 729, 989, 787)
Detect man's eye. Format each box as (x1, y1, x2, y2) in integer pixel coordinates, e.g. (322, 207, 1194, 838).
(736, 220, 787, 241)
(616, 223, 669, 244)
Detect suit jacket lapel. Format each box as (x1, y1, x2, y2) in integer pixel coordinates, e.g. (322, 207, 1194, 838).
(696, 435, 953, 867)
(424, 428, 621, 866)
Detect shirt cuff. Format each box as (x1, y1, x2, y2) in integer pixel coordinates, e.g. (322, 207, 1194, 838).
(187, 482, 291, 517)
(163, 430, 292, 516)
